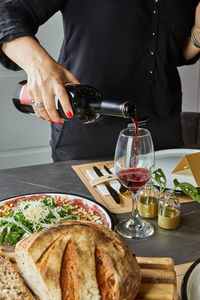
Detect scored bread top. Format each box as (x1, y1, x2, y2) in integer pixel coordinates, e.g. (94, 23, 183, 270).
(15, 220, 141, 300)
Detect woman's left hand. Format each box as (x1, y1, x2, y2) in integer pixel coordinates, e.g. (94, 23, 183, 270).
(193, 2, 200, 34)
(183, 2, 200, 60)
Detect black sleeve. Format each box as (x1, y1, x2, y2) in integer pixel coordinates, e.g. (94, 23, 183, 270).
(0, 0, 66, 70)
(178, 0, 200, 66)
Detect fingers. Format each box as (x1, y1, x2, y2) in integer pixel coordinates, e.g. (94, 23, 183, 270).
(27, 85, 64, 124)
(55, 69, 80, 119)
(51, 68, 80, 120)
(42, 92, 62, 123)
(54, 83, 73, 119)
(27, 78, 78, 123)
(27, 81, 46, 120)
(28, 83, 68, 124)
(195, 2, 200, 20)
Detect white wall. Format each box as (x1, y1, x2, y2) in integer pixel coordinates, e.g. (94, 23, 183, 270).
(178, 61, 200, 112)
(0, 12, 63, 169)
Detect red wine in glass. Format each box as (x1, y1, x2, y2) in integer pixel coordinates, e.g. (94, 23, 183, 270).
(118, 168, 152, 192)
(119, 116, 150, 192)
(114, 124, 154, 238)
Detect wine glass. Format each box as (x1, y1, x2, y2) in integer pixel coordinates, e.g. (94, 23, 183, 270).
(114, 127, 155, 239)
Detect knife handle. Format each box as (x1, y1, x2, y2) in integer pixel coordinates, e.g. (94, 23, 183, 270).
(104, 165, 128, 194)
(93, 166, 120, 204)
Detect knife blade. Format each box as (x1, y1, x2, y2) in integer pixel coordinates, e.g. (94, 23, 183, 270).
(103, 165, 128, 194)
(93, 166, 120, 204)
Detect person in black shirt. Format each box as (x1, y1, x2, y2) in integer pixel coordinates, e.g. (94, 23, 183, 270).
(0, 0, 200, 161)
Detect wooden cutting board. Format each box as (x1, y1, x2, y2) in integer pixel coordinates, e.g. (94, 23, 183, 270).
(1, 247, 178, 300)
(136, 257, 177, 300)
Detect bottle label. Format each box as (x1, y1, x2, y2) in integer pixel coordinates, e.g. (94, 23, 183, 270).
(20, 83, 30, 105)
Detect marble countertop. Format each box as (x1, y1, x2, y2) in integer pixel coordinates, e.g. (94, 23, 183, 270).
(0, 159, 199, 265)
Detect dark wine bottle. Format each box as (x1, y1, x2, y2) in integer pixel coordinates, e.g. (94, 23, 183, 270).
(13, 80, 136, 123)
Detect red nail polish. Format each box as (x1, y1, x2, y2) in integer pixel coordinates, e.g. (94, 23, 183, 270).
(51, 121, 55, 124)
(66, 111, 73, 118)
(58, 122, 63, 125)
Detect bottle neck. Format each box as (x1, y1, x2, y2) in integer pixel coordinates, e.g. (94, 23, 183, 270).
(99, 100, 136, 118)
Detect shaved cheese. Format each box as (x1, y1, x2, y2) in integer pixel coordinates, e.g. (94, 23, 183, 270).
(17, 200, 50, 232)
(0, 195, 107, 245)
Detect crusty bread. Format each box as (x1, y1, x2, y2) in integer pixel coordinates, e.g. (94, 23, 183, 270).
(0, 251, 34, 300)
(60, 239, 80, 300)
(15, 220, 141, 300)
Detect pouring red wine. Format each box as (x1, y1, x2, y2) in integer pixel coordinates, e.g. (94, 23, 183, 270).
(114, 117, 155, 239)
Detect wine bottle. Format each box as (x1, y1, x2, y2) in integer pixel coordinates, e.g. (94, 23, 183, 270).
(13, 80, 136, 123)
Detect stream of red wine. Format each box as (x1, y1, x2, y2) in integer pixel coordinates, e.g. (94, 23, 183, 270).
(118, 115, 151, 192)
(132, 115, 138, 167)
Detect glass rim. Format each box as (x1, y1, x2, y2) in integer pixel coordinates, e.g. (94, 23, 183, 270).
(120, 127, 151, 138)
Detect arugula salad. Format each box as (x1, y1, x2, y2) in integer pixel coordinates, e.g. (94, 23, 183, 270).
(0, 197, 79, 245)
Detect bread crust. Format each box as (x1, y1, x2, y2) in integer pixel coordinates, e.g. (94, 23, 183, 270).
(15, 220, 141, 300)
(96, 248, 120, 299)
(60, 239, 80, 300)
(0, 251, 34, 300)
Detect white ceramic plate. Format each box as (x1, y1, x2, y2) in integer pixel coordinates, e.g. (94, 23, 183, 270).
(155, 149, 200, 190)
(0, 193, 115, 229)
(181, 259, 200, 300)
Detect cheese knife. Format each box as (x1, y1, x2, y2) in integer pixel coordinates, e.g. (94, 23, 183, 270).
(93, 166, 120, 204)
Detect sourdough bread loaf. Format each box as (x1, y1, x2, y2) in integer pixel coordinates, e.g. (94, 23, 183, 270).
(15, 220, 141, 300)
(0, 251, 34, 300)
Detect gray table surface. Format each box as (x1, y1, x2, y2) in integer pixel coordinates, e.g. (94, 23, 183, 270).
(0, 159, 200, 265)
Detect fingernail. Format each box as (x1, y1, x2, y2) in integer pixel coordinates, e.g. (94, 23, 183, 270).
(58, 122, 63, 125)
(66, 111, 73, 118)
(51, 121, 55, 124)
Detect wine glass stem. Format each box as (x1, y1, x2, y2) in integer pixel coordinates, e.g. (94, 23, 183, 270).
(129, 191, 143, 227)
(131, 191, 139, 218)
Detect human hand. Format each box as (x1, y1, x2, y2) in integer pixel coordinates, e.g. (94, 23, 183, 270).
(2, 36, 80, 124)
(193, 2, 200, 35)
(26, 59, 80, 124)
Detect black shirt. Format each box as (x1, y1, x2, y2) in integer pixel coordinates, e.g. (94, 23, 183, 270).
(0, 0, 199, 121)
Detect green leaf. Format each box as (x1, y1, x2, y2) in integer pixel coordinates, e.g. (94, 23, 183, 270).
(0, 231, 4, 244)
(60, 215, 79, 221)
(5, 229, 23, 244)
(0, 196, 100, 245)
(173, 179, 200, 202)
(153, 168, 167, 193)
(43, 197, 55, 208)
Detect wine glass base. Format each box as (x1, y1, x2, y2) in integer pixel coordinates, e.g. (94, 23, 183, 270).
(115, 218, 154, 239)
